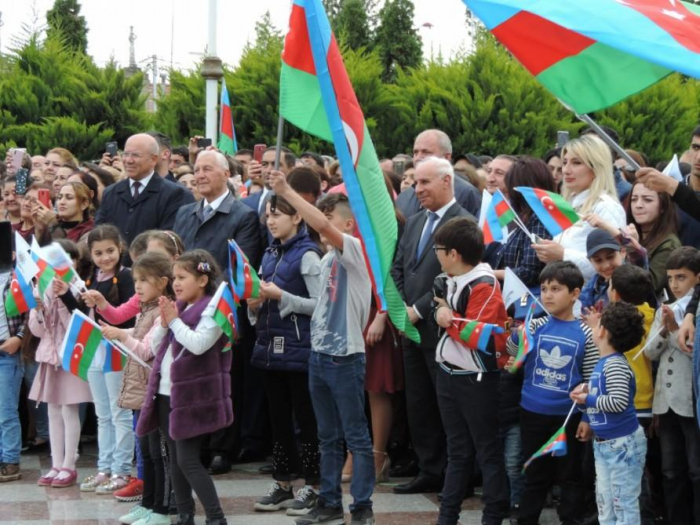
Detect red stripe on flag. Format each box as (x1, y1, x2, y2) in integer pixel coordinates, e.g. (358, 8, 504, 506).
(621, 0, 700, 54)
(495, 199, 511, 218)
(533, 189, 576, 231)
(282, 4, 316, 75)
(492, 11, 595, 76)
(10, 279, 29, 313)
(70, 322, 93, 377)
(221, 104, 233, 137)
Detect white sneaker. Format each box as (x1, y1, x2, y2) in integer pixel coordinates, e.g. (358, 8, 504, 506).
(133, 511, 171, 525)
(118, 505, 150, 525)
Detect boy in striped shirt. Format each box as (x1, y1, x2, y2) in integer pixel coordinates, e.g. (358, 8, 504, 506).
(571, 301, 647, 525)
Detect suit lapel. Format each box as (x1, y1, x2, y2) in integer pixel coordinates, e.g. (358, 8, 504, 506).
(413, 203, 460, 267)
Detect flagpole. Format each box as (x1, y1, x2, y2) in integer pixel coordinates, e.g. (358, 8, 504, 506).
(562, 400, 578, 428)
(632, 327, 664, 360)
(273, 115, 285, 171)
(576, 114, 640, 170)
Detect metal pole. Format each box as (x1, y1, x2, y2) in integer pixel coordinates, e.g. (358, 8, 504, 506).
(205, 0, 218, 141)
(577, 113, 640, 170)
(274, 116, 285, 171)
(151, 55, 158, 112)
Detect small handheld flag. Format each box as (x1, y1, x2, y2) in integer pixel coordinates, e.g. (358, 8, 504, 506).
(14, 232, 40, 284)
(30, 237, 56, 297)
(480, 189, 517, 244)
(103, 343, 126, 373)
(209, 281, 238, 351)
(4, 270, 37, 316)
(60, 311, 111, 381)
(514, 187, 580, 237)
(459, 320, 505, 353)
(228, 240, 260, 301)
(508, 304, 536, 373)
(522, 426, 567, 472)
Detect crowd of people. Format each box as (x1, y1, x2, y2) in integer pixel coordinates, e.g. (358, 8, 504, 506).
(1, 124, 700, 525)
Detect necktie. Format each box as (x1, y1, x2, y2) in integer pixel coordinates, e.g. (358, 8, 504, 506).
(202, 204, 214, 221)
(416, 211, 439, 260)
(131, 181, 141, 199)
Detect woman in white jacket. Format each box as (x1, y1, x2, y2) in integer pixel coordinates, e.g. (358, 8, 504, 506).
(532, 134, 626, 282)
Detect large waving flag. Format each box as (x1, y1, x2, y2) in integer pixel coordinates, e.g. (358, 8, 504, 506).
(479, 189, 516, 244)
(218, 79, 238, 155)
(515, 187, 580, 237)
(280, 0, 419, 342)
(522, 426, 567, 472)
(228, 239, 260, 302)
(463, 0, 700, 114)
(4, 271, 37, 317)
(60, 311, 111, 381)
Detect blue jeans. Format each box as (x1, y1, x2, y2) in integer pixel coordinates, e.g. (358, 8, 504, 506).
(594, 426, 647, 525)
(501, 423, 524, 508)
(23, 360, 49, 441)
(87, 370, 134, 475)
(308, 352, 374, 511)
(0, 352, 24, 464)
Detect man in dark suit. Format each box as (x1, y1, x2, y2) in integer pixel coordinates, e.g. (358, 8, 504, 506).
(397, 129, 481, 219)
(391, 156, 476, 495)
(146, 131, 177, 182)
(95, 133, 193, 248)
(172, 150, 265, 474)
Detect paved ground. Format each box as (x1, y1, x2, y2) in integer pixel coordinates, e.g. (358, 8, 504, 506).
(4, 446, 561, 524)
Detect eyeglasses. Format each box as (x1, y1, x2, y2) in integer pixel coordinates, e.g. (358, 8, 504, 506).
(122, 152, 145, 159)
(433, 246, 448, 253)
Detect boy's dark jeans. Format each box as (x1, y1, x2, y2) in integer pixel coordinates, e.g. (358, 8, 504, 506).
(518, 408, 585, 525)
(436, 368, 509, 525)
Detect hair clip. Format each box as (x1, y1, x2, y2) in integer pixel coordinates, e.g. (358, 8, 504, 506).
(197, 261, 211, 273)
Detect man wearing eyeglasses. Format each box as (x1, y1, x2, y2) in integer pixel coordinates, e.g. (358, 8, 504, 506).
(95, 133, 193, 250)
(390, 156, 475, 496)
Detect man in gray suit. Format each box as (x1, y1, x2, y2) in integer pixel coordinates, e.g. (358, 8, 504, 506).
(396, 129, 481, 219)
(391, 157, 476, 495)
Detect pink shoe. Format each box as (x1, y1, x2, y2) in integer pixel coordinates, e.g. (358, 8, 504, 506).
(51, 469, 78, 488)
(38, 468, 60, 487)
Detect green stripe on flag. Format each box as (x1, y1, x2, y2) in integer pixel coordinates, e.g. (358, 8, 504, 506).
(218, 134, 236, 156)
(498, 209, 516, 228)
(280, 63, 332, 140)
(536, 42, 671, 114)
(37, 267, 56, 297)
(214, 309, 233, 340)
(549, 192, 580, 224)
(460, 321, 477, 342)
(78, 329, 103, 381)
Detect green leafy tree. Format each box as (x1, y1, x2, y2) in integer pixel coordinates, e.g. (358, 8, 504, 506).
(375, 0, 422, 82)
(0, 33, 150, 159)
(336, 0, 372, 50)
(46, 0, 89, 55)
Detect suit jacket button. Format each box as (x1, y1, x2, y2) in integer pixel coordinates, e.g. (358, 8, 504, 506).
(129, 208, 134, 212)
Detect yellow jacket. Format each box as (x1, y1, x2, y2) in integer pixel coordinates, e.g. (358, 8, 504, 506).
(625, 302, 655, 413)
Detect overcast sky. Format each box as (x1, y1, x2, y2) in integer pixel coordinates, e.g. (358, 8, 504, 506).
(0, 0, 474, 76)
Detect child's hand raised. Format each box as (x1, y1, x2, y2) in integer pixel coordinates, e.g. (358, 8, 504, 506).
(268, 170, 290, 195)
(661, 305, 679, 333)
(81, 290, 107, 310)
(52, 277, 70, 297)
(159, 296, 178, 325)
(569, 383, 589, 404)
(581, 307, 601, 330)
(99, 321, 126, 343)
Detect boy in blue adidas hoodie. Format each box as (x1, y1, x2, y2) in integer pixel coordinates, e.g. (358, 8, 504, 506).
(571, 301, 647, 525)
(506, 261, 599, 525)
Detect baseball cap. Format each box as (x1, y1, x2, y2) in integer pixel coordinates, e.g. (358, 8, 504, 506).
(586, 228, 621, 258)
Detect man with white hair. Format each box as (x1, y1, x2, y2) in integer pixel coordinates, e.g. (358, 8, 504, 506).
(96, 133, 193, 248)
(396, 129, 482, 219)
(391, 156, 475, 495)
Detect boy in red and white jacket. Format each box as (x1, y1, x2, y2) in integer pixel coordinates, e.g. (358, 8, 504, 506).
(431, 217, 509, 525)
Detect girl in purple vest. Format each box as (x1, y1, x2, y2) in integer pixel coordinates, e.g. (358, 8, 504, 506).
(248, 196, 322, 516)
(136, 249, 231, 525)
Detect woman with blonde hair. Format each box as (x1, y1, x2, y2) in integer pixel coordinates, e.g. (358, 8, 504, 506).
(44, 148, 78, 185)
(532, 134, 626, 281)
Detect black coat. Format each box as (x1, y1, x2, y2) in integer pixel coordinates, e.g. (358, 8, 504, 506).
(95, 174, 194, 246)
(390, 202, 475, 349)
(172, 191, 262, 270)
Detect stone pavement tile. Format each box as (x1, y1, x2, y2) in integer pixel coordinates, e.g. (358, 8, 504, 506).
(0, 501, 49, 520)
(49, 499, 126, 521)
(0, 483, 50, 501)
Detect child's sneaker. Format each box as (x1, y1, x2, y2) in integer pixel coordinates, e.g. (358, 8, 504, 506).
(294, 501, 345, 525)
(96, 474, 130, 495)
(80, 472, 110, 492)
(287, 485, 318, 516)
(118, 505, 150, 525)
(114, 477, 144, 502)
(350, 507, 375, 525)
(133, 511, 171, 525)
(0, 463, 21, 482)
(254, 481, 294, 511)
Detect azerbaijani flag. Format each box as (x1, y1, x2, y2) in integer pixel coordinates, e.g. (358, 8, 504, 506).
(279, 0, 419, 343)
(481, 189, 516, 244)
(508, 303, 536, 373)
(523, 426, 567, 472)
(218, 79, 238, 155)
(459, 320, 504, 353)
(42, 243, 81, 286)
(210, 281, 238, 351)
(4, 271, 37, 317)
(30, 238, 56, 297)
(103, 344, 126, 373)
(463, 0, 700, 114)
(228, 239, 260, 301)
(61, 311, 110, 381)
(515, 187, 579, 237)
